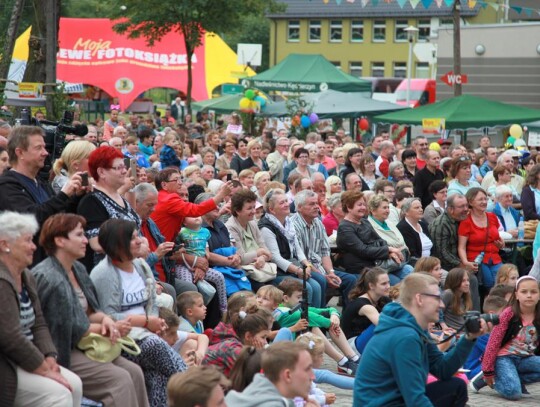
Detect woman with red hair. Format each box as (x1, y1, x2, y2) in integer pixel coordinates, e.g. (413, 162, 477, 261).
(77, 146, 139, 270)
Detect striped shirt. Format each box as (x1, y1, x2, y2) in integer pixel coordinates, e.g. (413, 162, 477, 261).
(291, 213, 331, 271)
(19, 285, 35, 341)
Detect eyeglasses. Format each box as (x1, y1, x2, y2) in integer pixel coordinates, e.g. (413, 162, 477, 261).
(110, 164, 127, 171)
(278, 144, 290, 148)
(457, 156, 471, 162)
(420, 292, 442, 301)
(383, 189, 395, 194)
(297, 155, 309, 159)
(166, 177, 182, 183)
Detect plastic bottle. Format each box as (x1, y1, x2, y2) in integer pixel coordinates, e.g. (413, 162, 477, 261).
(517, 216, 525, 247)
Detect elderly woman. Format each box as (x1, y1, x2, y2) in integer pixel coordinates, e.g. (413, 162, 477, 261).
(254, 171, 271, 202)
(201, 146, 217, 167)
(388, 161, 406, 183)
(336, 191, 410, 285)
(77, 145, 140, 270)
(52, 140, 96, 194)
(458, 187, 504, 290)
(216, 138, 237, 172)
(322, 193, 344, 236)
(289, 148, 314, 180)
(493, 185, 520, 238)
(32, 214, 148, 407)
(447, 156, 481, 197)
(90, 219, 187, 407)
(258, 188, 326, 307)
(240, 139, 269, 172)
(224, 190, 276, 290)
(520, 164, 540, 221)
(396, 197, 433, 261)
(0, 212, 82, 407)
(423, 180, 448, 225)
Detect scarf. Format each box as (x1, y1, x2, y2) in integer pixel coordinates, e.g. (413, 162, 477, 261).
(265, 213, 297, 257)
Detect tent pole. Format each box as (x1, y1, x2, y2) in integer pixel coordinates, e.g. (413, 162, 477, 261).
(350, 118, 355, 141)
(406, 126, 412, 146)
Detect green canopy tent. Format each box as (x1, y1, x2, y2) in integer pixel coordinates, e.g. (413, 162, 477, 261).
(191, 93, 256, 114)
(374, 94, 540, 130)
(263, 90, 405, 119)
(244, 54, 372, 95)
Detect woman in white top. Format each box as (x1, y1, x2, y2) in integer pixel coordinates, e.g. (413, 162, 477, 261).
(396, 198, 434, 262)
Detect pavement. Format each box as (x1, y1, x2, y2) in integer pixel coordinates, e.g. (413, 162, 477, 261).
(315, 298, 540, 406)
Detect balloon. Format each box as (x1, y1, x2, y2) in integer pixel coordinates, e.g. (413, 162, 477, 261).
(507, 136, 516, 146)
(359, 118, 369, 131)
(254, 95, 266, 107)
(245, 89, 256, 100)
(309, 113, 319, 124)
(249, 100, 259, 111)
(301, 115, 311, 128)
(509, 124, 523, 138)
(239, 97, 251, 110)
(429, 142, 440, 152)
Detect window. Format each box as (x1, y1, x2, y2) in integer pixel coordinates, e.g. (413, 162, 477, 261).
(351, 20, 364, 42)
(371, 62, 385, 77)
(309, 20, 321, 42)
(373, 20, 386, 42)
(349, 62, 363, 78)
(393, 62, 407, 78)
(330, 20, 342, 42)
(418, 19, 431, 41)
(288, 20, 300, 42)
(416, 62, 430, 79)
(394, 19, 408, 42)
(331, 61, 342, 70)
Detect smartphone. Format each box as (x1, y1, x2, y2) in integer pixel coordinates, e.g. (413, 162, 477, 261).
(81, 172, 89, 187)
(130, 158, 137, 179)
(226, 173, 233, 182)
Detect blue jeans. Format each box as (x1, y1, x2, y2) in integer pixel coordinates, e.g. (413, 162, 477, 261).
(354, 324, 376, 354)
(495, 355, 540, 400)
(274, 328, 293, 342)
(480, 260, 502, 290)
(272, 274, 324, 308)
(388, 264, 414, 286)
(314, 368, 354, 390)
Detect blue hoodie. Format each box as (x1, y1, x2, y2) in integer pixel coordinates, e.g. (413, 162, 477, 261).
(353, 302, 475, 407)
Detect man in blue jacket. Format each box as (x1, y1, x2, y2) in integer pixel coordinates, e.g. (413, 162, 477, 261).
(354, 273, 490, 407)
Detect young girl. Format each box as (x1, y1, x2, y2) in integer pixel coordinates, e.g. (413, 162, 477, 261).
(496, 264, 519, 287)
(479, 276, 540, 400)
(341, 268, 390, 354)
(295, 333, 336, 406)
(208, 291, 254, 347)
(203, 300, 271, 376)
(442, 268, 473, 331)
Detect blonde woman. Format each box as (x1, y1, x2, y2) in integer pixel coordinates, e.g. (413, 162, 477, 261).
(254, 171, 271, 202)
(240, 139, 269, 172)
(325, 175, 342, 198)
(52, 140, 96, 194)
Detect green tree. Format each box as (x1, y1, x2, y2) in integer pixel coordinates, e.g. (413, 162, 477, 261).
(108, 0, 282, 113)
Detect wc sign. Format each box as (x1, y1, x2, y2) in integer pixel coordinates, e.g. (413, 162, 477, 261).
(441, 71, 468, 87)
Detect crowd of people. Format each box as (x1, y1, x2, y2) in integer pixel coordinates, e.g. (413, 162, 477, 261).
(1, 106, 540, 407)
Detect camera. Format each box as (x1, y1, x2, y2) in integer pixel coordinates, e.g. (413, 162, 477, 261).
(464, 311, 499, 334)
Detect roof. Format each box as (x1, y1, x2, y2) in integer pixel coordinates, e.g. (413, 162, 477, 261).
(268, 0, 480, 19)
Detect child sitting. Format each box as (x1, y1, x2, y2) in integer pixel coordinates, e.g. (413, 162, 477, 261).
(177, 291, 206, 334)
(295, 333, 336, 406)
(208, 291, 255, 347)
(274, 278, 360, 376)
(203, 301, 272, 377)
(495, 264, 519, 287)
(159, 132, 182, 168)
(175, 216, 227, 313)
(442, 268, 473, 332)
(157, 307, 209, 365)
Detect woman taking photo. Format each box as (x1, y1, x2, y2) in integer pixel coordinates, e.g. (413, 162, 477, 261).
(90, 219, 187, 407)
(341, 268, 390, 354)
(336, 190, 411, 285)
(0, 211, 82, 407)
(478, 276, 540, 400)
(52, 140, 96, 194)
(458, 187, 504, 290)
(32, 213, 148, 407)
(77, 146, 140, 270)
(258, 188, 326, 308)
(240, 139, 269, 172)
(447, 156, 481, 197)
(397, 197, 433, 261)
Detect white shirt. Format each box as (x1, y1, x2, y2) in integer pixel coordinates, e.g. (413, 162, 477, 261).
(118, 268, 148, 315)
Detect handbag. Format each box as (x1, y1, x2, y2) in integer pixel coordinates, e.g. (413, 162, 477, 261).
(77, 332, 141, 363)
(196, 279, 217, 305)
(524, 220, 539, 240)
(242, 262, 278, 282)
(375, 248, 410, 273)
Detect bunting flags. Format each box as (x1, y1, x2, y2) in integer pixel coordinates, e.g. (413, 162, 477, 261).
(316, 0, 540, 17)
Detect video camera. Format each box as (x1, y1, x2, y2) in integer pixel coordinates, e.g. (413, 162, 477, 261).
(19, 108, 88, 183)
(464, 311, 499, 334)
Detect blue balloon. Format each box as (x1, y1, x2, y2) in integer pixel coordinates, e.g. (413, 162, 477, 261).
(301, 115, 311, 128)
(254, 95, 266, 107)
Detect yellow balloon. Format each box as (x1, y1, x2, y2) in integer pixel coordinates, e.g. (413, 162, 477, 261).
(429, 142, 440, 152)
(509, 124, 523, 138)
(239, 98, 251, 110)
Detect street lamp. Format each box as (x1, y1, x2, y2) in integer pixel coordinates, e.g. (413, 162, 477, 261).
(404, 25, 419, 107)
